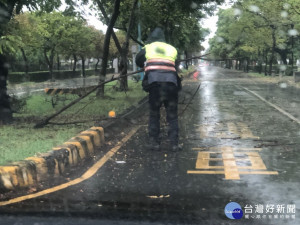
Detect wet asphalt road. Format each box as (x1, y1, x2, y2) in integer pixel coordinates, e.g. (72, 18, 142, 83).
(1, 66, 300, 224)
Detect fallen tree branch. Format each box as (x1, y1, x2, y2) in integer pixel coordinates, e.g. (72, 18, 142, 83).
(48, 120, 93, 125)
(177, 53, 211, 63)
(179, 83, 201, 117)
(49, 116, 118, 126)
(35, 52, 210, 128)
(34, 69, 144, 128)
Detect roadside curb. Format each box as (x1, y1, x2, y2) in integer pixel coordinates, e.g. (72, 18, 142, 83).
(0, 96, 149, 193)
(1, 72, 187, 193)
(0, 127, 104, 192)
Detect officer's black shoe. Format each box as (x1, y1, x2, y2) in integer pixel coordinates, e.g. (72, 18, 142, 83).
(146, 143, 160, 151)
(146, 139, 160, 151)
(171, 144, 183, 152)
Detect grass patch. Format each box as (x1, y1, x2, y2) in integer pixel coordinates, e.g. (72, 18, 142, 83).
(0, 80, 146, 165)
(242, 71, 300, 88)
(0, 124, 87, 165)
(15, 80, 146, 121)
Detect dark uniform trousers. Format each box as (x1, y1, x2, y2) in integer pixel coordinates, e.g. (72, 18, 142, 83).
(148, 82, 178, 145)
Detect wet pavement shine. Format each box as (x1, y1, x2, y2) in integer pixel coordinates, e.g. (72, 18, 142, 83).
(1, 66, 299, 224)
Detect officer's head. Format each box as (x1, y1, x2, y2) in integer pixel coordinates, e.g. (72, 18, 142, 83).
(146, 27, 166, 44)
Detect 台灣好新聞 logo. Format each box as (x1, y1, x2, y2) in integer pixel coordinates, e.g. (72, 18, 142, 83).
(225, 202, 243, 219)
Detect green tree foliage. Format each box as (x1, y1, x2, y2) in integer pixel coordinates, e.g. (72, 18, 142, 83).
(93, 0, 224, 53)
(33, 12, 74, 80)
(0, 0, 73, 123)
(6, 13, 40, 74)
(6, 12, 102, 77)
(89, 28, 105, 71)
(209, 0, 300, 75)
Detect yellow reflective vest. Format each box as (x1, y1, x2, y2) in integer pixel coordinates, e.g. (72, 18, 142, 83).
(144, 42, 177, 62)
(141, 41, 180, 90)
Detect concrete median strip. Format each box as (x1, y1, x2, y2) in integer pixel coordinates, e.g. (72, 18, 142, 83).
(0, 127, 104, 192)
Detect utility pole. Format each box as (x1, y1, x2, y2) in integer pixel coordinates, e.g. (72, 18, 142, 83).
(291, 24, 294, 74)
(137, 0, 144, 80)
(132, 45, 137, 72)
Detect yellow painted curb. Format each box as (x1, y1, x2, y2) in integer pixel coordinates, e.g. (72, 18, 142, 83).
(44, 86, 97, 96)
(0, 127, 104, 192)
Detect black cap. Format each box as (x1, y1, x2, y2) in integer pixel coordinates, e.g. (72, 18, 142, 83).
(146, 27, 166, 43)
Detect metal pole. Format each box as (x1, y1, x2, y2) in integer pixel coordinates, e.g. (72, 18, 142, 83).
(291, 24, 294, 75)
(137, 1, 144, 80)
(132, 53, 137, 72)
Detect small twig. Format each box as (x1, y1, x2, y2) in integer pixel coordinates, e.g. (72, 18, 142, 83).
(179, 84, 201, 117)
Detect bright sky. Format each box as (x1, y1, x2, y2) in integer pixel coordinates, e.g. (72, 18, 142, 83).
(201, 0, 233, 51)
(201, 15, 219, 51)
(80, 4, 107, 31)
(87, 15, 107, 31)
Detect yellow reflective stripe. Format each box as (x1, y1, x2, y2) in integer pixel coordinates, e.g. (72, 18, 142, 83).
(145, 65, 176, 72)
(146, 58, 175, 65)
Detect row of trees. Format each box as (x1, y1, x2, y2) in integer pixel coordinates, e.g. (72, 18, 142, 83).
(209, 0, 300, 75)
(5, 12, 130, 79)
(0, 0, 224, 124)
(93, 0, 221, 96)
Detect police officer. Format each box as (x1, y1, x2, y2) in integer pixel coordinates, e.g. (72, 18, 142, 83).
(135, 27, 181, 151)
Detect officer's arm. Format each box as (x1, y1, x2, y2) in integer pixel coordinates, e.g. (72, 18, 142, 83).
(175, 59, 180, 72)
(135, 48, 146, 68)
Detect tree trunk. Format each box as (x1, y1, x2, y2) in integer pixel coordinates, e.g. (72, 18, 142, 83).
(81, 56, 86, 77)
(95, 58, 100, 71)
(246, 58, 249, 73)
(119, 58, 128, 91)
(96, 0, 122, 54)
(50, 50, 55, 81)
(184, 51, 189, 69)
(264, 51, 268, 76)
(87, 58, 90, 69)
(288, 56, 293, 65)
(119, 0, 138, 91)
(96, 0, 121, 97)
(275, 48, 288, 65)
(57, 53, 60, 71)
(259, 63, 262, 74)
(258, 50, 262, 74)
(0, 2, 16, 124)
(20, 48, 29, 76)
(269, 28, 276, 76)
(0, 54, 13, 124)
(73, 54, 77, 72)
(44, 48, 55, 81)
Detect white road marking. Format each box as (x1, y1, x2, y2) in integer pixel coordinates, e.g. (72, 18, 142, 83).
(239, 86, 300, 125)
